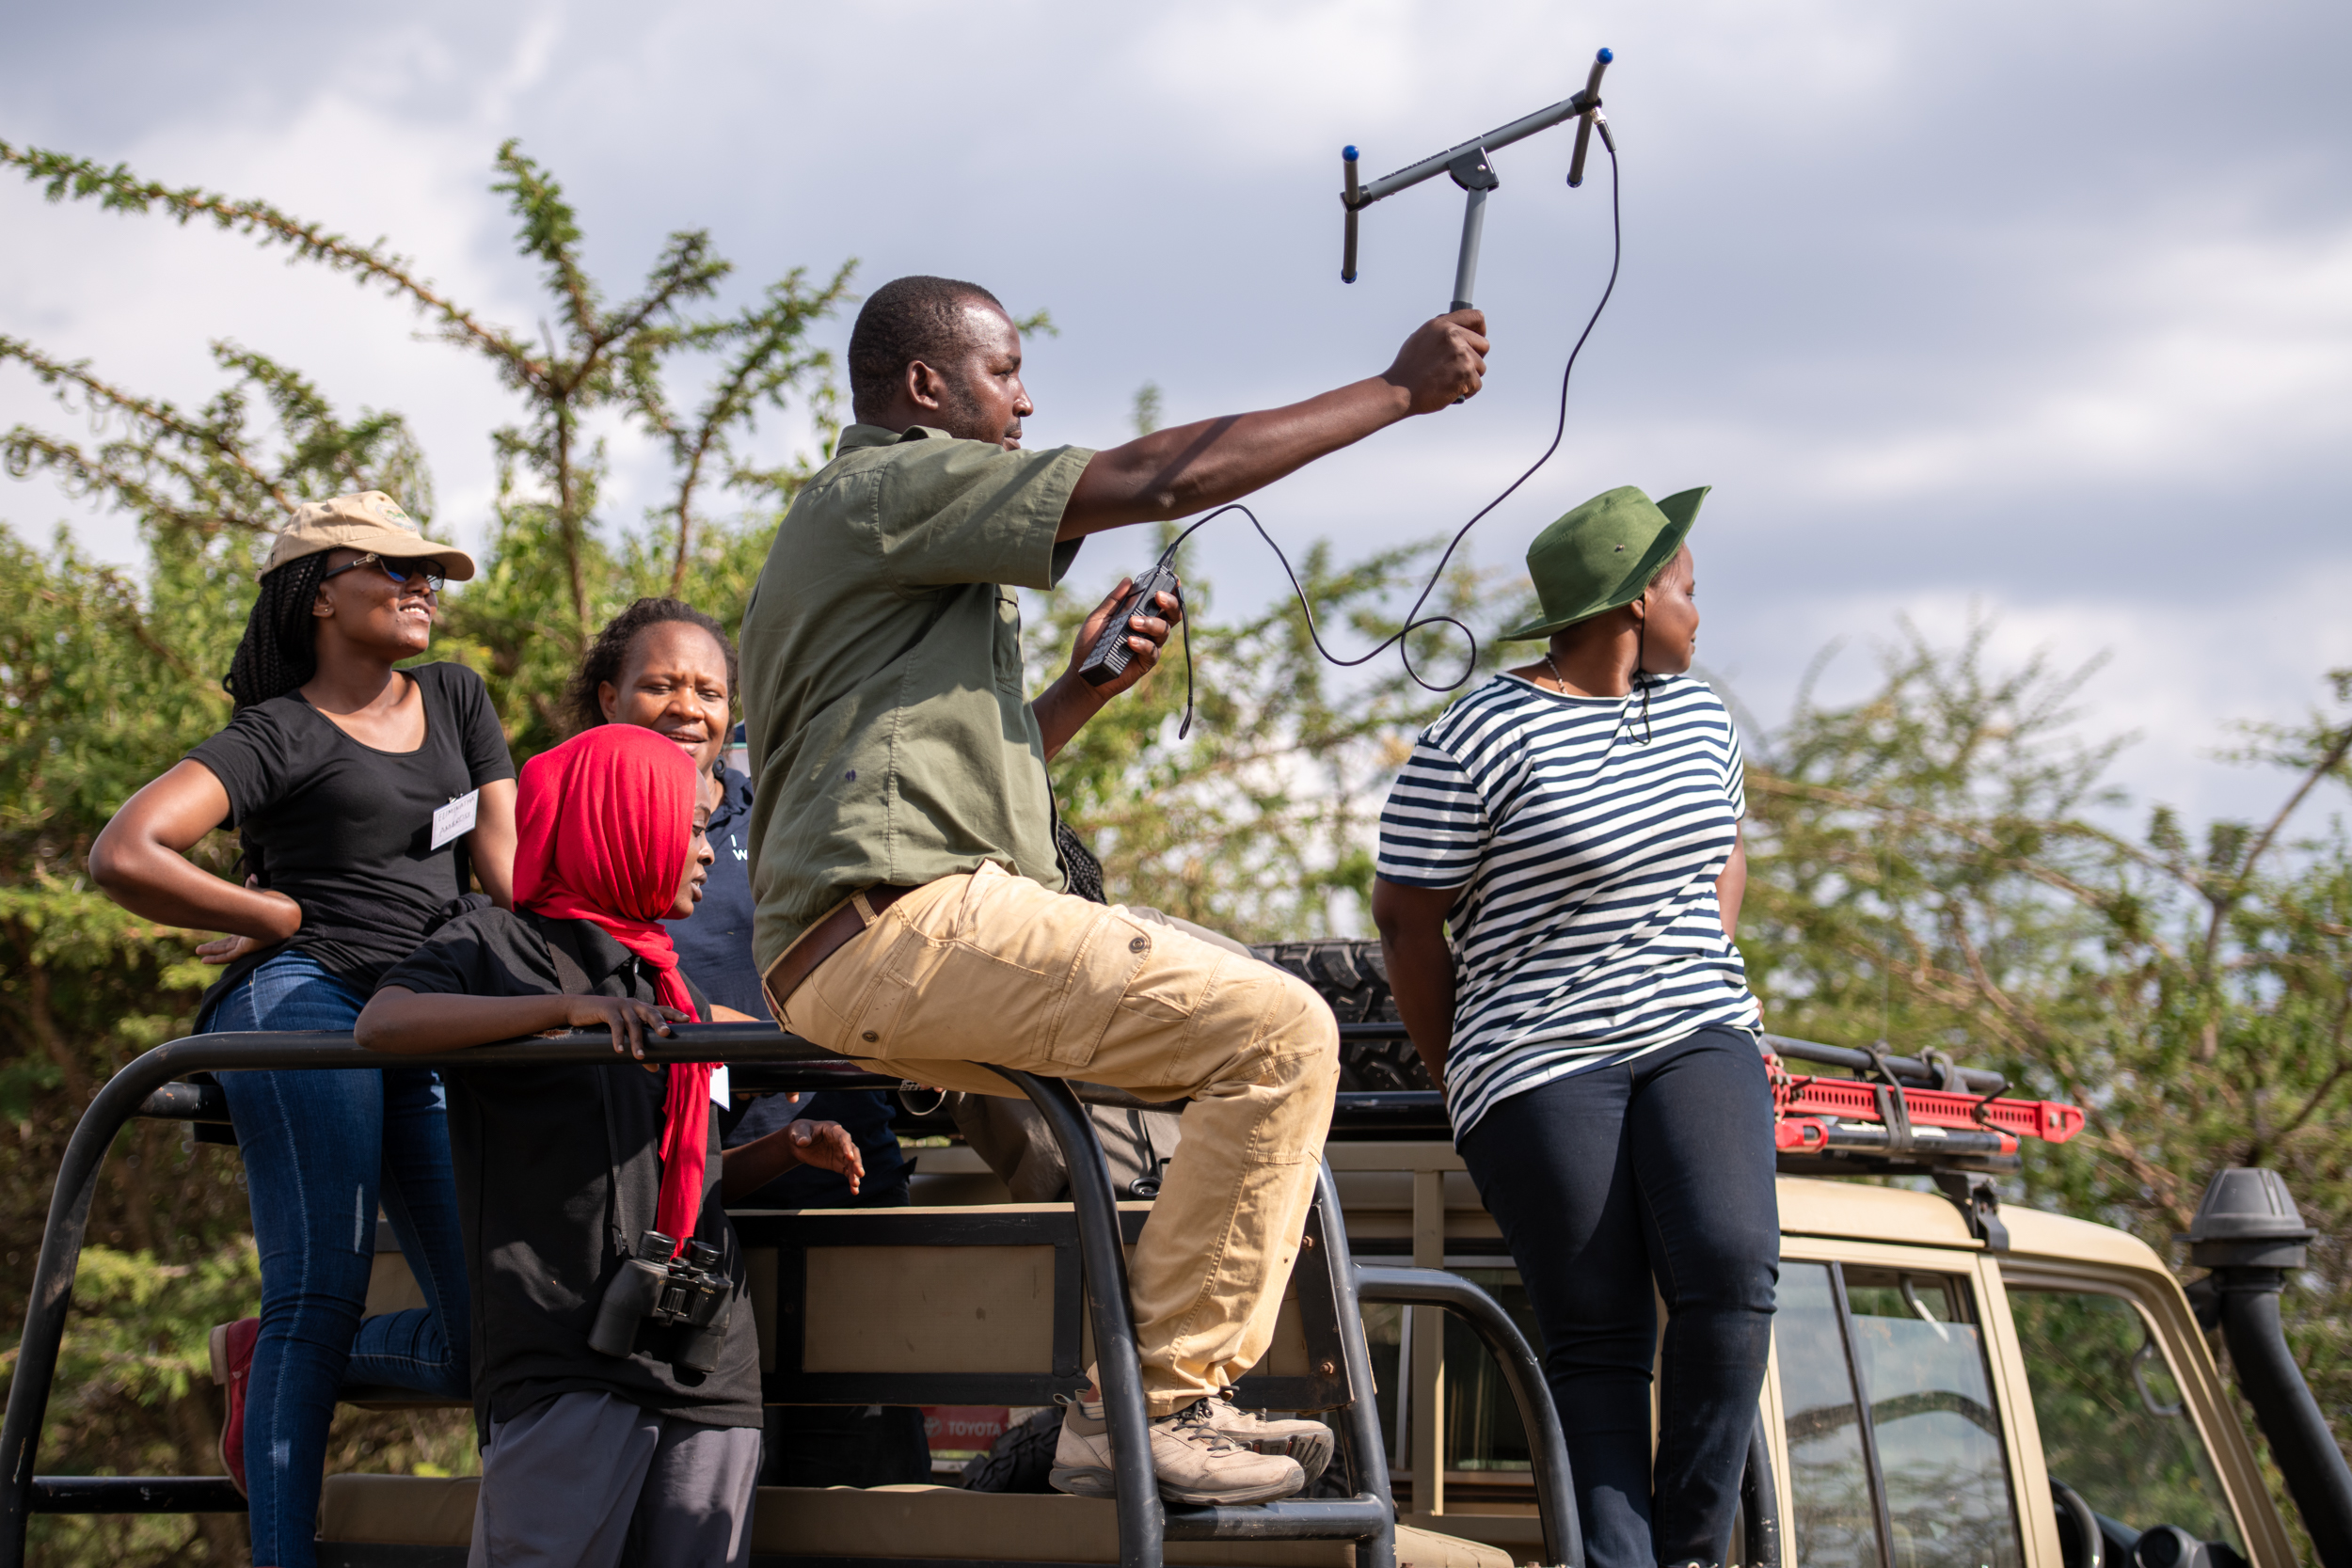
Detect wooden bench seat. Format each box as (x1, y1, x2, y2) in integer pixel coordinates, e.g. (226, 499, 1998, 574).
(313, 1157, 1547, 1568)
(347, 1203, 1334, 1414)
(314, 1476, 1510, 1568)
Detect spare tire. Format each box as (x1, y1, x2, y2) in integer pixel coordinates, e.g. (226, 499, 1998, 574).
(1249, 939, 1435, 1092)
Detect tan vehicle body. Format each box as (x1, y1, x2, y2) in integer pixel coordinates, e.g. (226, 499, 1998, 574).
(339, 1140, 2285, 1567)
(1285, 1142, 2296, 1567)
(903, 1140, 2293, 1566)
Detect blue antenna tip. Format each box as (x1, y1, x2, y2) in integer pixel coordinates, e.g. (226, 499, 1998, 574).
(1343, 145, 1359, 161)
(1597, 46, 1613, 62)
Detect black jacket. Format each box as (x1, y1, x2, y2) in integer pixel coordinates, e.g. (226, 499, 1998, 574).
(376, 906, 759, 1433)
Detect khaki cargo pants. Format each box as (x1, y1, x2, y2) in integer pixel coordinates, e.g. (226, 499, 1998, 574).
(766, 862, 1340, 1416)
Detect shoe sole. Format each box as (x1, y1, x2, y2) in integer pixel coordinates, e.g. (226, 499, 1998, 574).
(1236, 1432, 1334, 1485)
(209, 1323, 248, 1499)
(1159, 1473, 1306, 1506)
(1048, 1464, 1302, 1507)
(1049, 1465, 1117, 1498)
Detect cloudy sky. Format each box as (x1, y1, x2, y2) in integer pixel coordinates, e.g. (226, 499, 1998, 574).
(4, 0, 2347, 833)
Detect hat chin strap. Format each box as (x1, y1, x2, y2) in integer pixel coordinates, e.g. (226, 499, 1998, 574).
(1541, 608, 1654, 744)
(1630, 610, 1653, 745)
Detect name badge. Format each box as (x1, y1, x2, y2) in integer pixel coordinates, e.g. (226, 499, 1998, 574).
(430, 789, 481, 851)
(708, 1065, 732, 1108)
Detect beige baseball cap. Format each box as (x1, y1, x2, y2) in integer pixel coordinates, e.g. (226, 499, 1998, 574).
(261, 491, 478, 583)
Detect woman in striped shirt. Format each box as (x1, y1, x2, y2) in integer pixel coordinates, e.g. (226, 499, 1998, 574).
(1373, 484, 1774, 1568)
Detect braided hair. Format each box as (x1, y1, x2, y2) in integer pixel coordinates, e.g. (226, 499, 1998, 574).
(222, 554, 331, 712)
(564, 597, 739, 740)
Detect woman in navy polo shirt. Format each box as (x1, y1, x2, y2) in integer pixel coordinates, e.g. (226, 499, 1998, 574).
(560, 597, 913, 1207)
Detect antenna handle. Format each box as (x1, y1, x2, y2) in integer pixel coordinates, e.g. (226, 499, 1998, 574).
(1567, 47, 1613, 188)
(1342, 146, 1361, 283)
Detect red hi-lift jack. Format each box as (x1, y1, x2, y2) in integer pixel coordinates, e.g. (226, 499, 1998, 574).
(1760, 1032, 2083, 1167)
(1756, 1034, 2086, 1252)
(1768, 1053, 2086, 1158)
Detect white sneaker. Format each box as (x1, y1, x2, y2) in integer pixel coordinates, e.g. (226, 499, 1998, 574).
(1198, 1393, 1335, 1485)
(1050, 1398, 1307, 1505)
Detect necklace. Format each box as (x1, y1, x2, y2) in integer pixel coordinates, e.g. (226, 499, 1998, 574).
(1543, 653, 1568, 692)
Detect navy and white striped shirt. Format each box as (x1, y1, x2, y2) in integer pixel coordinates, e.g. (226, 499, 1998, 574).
(1375, 672, 1760, 1140)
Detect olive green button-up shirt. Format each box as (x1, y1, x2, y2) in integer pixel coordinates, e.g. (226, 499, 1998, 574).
(739, 422, 1093, 969)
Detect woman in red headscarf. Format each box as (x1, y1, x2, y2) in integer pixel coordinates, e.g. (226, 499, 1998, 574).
(358, 723, 859, 1566)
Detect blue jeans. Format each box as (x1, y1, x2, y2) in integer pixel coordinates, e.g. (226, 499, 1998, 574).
(1458, 1026, 1779, 1568)
(204, 949, 471, 1568)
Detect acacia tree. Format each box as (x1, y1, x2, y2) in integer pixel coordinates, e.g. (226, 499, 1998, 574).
(1738, 625, 2352, 1505)
(2, 136, 853, 752)
(0, 136, 850, 1564)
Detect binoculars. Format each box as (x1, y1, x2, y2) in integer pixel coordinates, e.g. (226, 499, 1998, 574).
(588, 1229, 736, 1374)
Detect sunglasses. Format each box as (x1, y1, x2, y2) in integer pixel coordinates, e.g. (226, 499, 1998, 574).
(319, 552, 446, 594)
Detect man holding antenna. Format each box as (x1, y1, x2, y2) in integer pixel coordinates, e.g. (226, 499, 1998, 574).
(738, 276, 1486, 1504)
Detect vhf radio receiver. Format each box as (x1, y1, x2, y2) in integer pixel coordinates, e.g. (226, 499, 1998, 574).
(1076, 562, 1184, 687)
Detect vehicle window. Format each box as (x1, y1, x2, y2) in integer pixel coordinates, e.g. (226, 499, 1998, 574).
(1777, 1261, 2026, 1568)
(2007, 1286, 2246, 1559)
(1363, 1265, 1543, 1482)
(1361, 1299, 1402, 1466)
(1843, 1266, 2024, 1568)
(1443, 1266, 1538, 1475)
(1779, 1261, 1881, 1568)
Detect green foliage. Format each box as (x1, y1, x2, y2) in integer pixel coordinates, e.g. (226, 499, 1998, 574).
(5, 133, 2349, 1567)
(413, 139, 854, 754)
(1740, 618, 2352, 1521)
(0, 134, 851, 1565)
(0, 134, 854, 759)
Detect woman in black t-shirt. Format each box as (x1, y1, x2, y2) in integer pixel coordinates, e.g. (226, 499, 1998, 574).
(90, 492, 516, 1568)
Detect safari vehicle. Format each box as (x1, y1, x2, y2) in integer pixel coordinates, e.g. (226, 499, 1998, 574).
(1245, 940, 2352, 1568)
(3, 960, 2347, 1568)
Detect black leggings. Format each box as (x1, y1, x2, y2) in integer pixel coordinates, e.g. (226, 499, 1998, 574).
(1458, 1026, 1779, 1568)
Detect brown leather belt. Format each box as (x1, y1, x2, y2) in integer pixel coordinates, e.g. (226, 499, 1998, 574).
(760, 883, 915, 1015)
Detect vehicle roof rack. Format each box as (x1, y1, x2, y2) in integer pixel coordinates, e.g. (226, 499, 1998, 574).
(1761, 1033, 2084, 1180)
(1235, 1022, 2088, 1184)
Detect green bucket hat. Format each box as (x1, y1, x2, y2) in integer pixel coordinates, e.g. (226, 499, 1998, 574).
(1499, 483, 1710, 641)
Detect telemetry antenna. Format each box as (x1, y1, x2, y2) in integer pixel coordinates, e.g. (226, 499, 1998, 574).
(1342, 48, 1613, 310)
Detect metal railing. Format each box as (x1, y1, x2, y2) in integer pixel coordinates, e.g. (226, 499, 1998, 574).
(1, 1024, 1584, 1568)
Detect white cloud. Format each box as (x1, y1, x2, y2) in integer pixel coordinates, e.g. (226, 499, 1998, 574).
(2, 0, 2346, 835)
(1712, 565, 2352, 832)
(1791, 223, 2352, 499)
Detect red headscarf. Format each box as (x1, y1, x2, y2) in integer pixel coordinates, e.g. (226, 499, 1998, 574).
(516, 724, 710, 1254)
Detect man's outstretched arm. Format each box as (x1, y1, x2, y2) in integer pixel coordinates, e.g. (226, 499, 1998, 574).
(1058, 310, 1488, 541)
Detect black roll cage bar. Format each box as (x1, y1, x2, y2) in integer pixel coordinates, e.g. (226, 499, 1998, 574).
(1, 1024, 1606, 1568)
